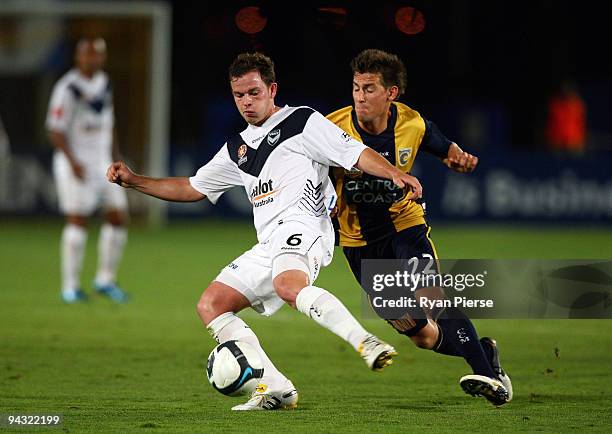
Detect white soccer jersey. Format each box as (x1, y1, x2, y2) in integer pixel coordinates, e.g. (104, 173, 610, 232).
(46, 69, 114, 166)
(190, 106, 368, 242)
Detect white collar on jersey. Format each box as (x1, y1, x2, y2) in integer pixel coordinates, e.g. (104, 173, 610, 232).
(73, 68, 104, 84)
(247, 105, 291, 131)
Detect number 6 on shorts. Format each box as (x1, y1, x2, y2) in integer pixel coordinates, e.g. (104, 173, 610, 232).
(286, 234, 302, 246)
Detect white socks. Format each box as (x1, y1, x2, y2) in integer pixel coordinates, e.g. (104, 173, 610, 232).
(207, 312, 289, 390)
(95, 223, 127, 285)
(204, 287, 369, 391)
(61, 224, 87, 293)
(60, 223, 127, 293)
(296, 285, 369, 351)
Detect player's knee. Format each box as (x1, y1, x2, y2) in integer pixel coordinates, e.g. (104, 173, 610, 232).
(411, 334, 437, 349)
(410, 323, 439, 349)
(196, 283, 250, 324)
(105, 210, 126, 226)
(273, 272, 307, 307)
(196, 291, 224, 324)
(272, 275, 298, 305)
(388, 316, 438, 348)
(196, 295, 211, 319)
(67, 215, 88, 227)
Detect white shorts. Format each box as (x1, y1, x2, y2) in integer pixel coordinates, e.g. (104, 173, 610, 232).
(215, 216, 334, 316)
(53, 153, 128, 216)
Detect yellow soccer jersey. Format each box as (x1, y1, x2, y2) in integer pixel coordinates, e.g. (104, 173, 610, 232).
(327, 102, 429, 247)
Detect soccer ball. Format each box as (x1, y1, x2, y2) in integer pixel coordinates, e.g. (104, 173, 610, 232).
(206, 340, 264, 396)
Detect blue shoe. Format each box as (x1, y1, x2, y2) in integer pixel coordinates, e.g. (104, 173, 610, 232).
(94, 282, 129, 303)
(61, 289, 88, 303)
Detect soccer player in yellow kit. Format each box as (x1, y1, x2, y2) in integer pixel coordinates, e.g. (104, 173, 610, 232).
(327, 49, 512, 406)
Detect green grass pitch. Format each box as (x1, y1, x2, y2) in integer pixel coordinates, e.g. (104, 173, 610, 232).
(1, 219, 611, 433)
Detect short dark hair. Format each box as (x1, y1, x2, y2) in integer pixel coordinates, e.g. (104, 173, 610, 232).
(229, 52, 275, 86)
(351, 49, 407, 96)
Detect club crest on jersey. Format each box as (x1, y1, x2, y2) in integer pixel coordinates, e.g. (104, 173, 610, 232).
(399, 148, 412, 165)
(237, 144, 248, 166)
(267, 129, 281, 146)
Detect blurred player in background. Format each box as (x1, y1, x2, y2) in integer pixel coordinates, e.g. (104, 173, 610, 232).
(327, 49, 512, 406)
(107, 52, 424, 410)
(46, 38, 128, 304)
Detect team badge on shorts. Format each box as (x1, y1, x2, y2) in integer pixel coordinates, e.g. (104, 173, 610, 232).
(238, 144, 248, 166)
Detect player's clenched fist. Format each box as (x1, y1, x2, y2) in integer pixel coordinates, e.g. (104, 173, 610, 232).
(107, 161, 136, 188)
(444, 143, 478, 173)
(392, 172, 423, 200)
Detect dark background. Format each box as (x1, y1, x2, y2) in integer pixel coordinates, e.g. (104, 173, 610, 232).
(1, 0, 610, 221)
(168, 1, 611, 157)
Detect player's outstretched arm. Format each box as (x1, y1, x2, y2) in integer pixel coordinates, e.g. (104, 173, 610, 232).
(107, 161, 205, 202)
(443, 142, 478, 173)
(355, 148, 423, 200)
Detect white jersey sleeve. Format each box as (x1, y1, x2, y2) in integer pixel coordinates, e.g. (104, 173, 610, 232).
(301, 110, 367, 170)
(46, 81, 75, 133)
(189, 145, 243, 204)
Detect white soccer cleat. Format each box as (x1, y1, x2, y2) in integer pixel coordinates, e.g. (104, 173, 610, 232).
(459, 374, 510, 406)
(480, 337, 513, 402)
(231, 382, 298, 411)
(358, 334, 398, 371)
(497, 370, 513, 402)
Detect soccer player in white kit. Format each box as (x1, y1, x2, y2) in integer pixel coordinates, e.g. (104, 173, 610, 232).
(107, 53, 424, 410)
(47, 38, 128, 303)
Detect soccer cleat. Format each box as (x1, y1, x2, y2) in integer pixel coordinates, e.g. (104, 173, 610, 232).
(460, 374, 509, 406)
(94, 281, 129, 303)
(61, 288, 88, 303)
(358, 334, 398, 371)
(480, 337, 513, 402)
(231, 382, 299, 411)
